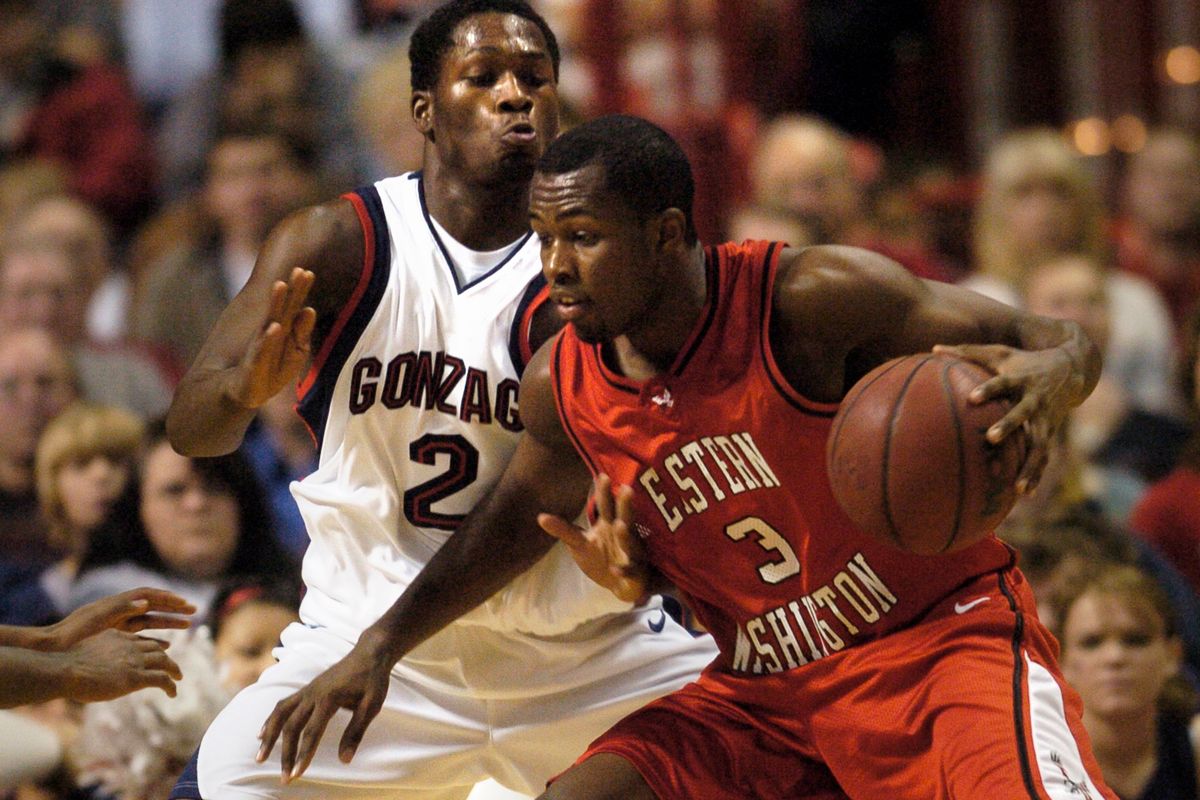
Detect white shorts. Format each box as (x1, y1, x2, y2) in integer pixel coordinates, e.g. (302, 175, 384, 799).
(193, 602, 716, 798)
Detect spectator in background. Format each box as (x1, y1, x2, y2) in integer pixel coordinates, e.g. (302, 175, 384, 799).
(0, 0, 157, 237)
(964, 127, 1180, 419)
(241, 380, 315, 558)
(4, 192, 128, 344)
(0, 329, 78, 581)
(155, 0, 361, 201)
(1132, 304, 1200, 599)
(350, 43, 425, 180)
(207, 576, 300, 695)
(1052, 564, 1200, 800)
(748, 113, 953, 281)
(34, 403, 145, 615)
(724, 202, 813, 248)
(1023, 253, 1191, 521)
(69, 418, 297, 621)
(1114, 126, 1200, 335)
(131, 123, 318, 371)
(0, 240, 176, 417)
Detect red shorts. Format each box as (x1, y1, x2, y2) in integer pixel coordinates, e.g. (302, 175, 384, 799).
(574, 569, 1116, 800)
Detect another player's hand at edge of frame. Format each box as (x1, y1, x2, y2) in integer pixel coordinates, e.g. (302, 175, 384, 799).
(933, 342, 1080, 496)
(538, 474, 651, 605)
(255, 630, 394, 784)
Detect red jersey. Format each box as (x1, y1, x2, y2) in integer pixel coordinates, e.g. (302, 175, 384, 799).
(550, 240, 1015, 674)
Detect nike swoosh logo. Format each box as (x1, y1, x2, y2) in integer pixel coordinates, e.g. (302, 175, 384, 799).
(648, 608, 667, 633)
(954, 597, 991, 614)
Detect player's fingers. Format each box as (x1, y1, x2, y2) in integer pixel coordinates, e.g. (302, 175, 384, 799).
(122, 612, 193, 633)
(278, 702, 317, 783)
(537, 513, 588, 549)
(989, 392, 1038, 444)
(280, 268, 316, 322)
(292, 700, 338, 781)
(593, 474, 614, 521)
(267, 280, 290, 324)
(139, 669, 179, 697)
(613, 483, 635, 527)
(290, 307, 317, 351)
(338, 693, 384, 763)
(933, 342, 1010, 368)
(256, 695, 300, 762)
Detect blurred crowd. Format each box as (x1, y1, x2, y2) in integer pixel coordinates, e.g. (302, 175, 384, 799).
(0, 0, 1198, 798)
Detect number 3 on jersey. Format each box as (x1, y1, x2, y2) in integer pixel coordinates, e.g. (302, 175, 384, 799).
(725, 516, 800, 584)
(404, 434, 479, 530)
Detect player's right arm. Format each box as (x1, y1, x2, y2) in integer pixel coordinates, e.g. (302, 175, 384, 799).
(166, 200, 363, 456)
(255, 340, 603, 782)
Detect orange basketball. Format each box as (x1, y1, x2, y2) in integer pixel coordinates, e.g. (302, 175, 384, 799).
(825, 353, 1025, 555)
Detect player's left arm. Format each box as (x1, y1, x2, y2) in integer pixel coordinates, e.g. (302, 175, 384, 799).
(770, 244, 1102, 493)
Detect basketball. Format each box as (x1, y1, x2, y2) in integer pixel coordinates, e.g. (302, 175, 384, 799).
(826, 352, 1025, 555)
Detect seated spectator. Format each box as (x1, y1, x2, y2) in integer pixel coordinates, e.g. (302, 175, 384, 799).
(242, 381, 316, 558)
(1131, 304, 1200, 598)
(68, 418, 298, 621)
(0, 240, 177, 417)
(1113, 126, 1200, 334)
(130, 122, 318, 371)
(0, 0, 157, 236)
(1023, 253, 1191, 520)
(1052, 564, 1200, 800)
(748, 114, 954, 281)
(4, 192, 129, 343)
(0, 329, 79, 610)
(34, 402, 145, 614)
(964, 127, 1180, 418)
(207, 576, 301, 695)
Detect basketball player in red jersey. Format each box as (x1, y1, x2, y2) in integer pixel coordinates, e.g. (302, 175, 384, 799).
(257, 113, 1114, 799)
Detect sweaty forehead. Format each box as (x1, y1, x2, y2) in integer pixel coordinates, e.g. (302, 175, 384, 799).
(530, 165, 612, 217)
(450, 13, 549, 60)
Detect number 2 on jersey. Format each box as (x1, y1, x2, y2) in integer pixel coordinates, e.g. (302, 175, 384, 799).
(404, 434, 479, 530)
(725, 516, 800, 584)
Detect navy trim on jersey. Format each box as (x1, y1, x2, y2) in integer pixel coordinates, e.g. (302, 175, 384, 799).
(417, 174, 533, 294)
(553, 336, 601, 476)
(998, 572, 1042, 799)
(298, 185, 392, 453)
(507, 273, 548, 377)
(167, 748, 202, 799)
(757, 242, 838, 418)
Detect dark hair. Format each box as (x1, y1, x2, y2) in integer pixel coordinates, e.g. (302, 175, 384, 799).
(79, 418, 297, 582)
(208, 119, 316, 174)
(409, 0, 559, 92)
(207, 574, 303, 639)
(219, 0, 305, 69)
(537, 114, 698, 244)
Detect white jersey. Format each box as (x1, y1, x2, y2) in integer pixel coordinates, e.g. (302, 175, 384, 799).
(293, 173, 628, 662)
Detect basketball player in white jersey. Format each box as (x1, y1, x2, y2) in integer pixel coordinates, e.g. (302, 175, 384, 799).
(165, 2, 715, 798)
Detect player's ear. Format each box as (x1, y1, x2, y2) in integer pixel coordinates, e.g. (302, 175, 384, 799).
(654, 208, 687, 253)
(412, 91, 434, 140)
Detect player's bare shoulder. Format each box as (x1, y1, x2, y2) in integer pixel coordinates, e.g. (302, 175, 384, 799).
(517, 335, 572, 450)
(257, 198, 365, 326)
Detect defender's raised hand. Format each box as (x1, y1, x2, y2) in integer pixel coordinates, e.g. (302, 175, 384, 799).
(538, 474, 650, 604)
(230, 267, 317, 410)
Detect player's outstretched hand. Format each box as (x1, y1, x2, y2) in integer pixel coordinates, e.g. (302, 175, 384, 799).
(230, 267, 317, 410)
(63, 628, 183, 702)
(538, 474, 650, 604)
(256, 636, 393, 784)
(933, 343, 1082, 495)
(42, 587, 195, 651)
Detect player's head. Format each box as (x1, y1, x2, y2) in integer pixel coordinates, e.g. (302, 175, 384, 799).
(409, 0, 560, 184)
(530, 114, 697, 344)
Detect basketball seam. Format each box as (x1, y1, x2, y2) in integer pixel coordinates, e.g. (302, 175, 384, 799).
(880, 354, 935, 548)
(829, 355, 910, 475)
(940, 359, 969, 553)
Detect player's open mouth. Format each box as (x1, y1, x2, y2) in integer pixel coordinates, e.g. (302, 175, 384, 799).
(501, 124, 537, 144)
(553, 295, 587, 321)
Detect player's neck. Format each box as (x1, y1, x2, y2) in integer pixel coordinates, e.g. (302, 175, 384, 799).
(614, 246, 709, 380)
(421, 161, 532, 251)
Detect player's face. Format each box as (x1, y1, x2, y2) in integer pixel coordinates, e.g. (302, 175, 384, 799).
(531, 165, 661, 344)
(1058, 589, 1180, 720)
(420, 13, 559, 185)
